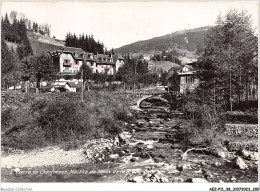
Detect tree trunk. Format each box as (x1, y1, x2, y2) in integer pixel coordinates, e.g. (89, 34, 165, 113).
(246, 81, 249, 102)
(229, 66, 232, 111)
(25, 81, 28, 93)
(87, 82, 90, 91)
(36, 77, 41, 91)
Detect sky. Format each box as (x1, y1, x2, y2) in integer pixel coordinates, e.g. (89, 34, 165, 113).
(1, 1, 258, 50)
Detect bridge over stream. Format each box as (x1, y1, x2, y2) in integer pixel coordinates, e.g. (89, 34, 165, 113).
(123, 88, 180, 108)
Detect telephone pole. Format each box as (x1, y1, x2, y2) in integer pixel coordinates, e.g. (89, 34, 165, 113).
(81, 68, 84, 102)
(133, 60, 137, 95)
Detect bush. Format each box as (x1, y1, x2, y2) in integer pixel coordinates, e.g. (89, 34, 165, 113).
(2, 126, 46, 150)
(2, 91, 132, 150)
(183, 103, 226, 148)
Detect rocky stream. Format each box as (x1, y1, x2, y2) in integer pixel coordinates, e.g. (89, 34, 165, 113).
(1, 101, 258, 183)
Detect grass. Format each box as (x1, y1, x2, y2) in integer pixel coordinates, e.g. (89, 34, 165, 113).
(1, 90, 134, 151)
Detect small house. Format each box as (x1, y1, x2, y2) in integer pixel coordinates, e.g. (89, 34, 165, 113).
(167, 62, 199, 94)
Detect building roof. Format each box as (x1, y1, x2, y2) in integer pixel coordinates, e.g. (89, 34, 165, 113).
(49, 47, 96, 61)
(66, 82, 78, 88)
(49, 48, 123, 64)
(112, 54, 125, 63)
(97, 53, 114, 64)
(63, 46, 85, 53)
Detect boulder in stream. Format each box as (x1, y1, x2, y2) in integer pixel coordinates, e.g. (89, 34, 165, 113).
(129, 176, 143, 183)
(233, 156, 248, 170)
(109, 154, 119, 160)
(239, 150, 258, 161)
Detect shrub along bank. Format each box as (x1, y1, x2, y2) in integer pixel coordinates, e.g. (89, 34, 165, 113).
(1, 91, 133, 151)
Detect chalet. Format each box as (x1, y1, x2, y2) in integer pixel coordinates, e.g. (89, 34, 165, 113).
(167, 62, 199, 94)
(112, 54, 125, 72)
(96, 54, 114, 74)
(52, 81, 78, 92)
(48, 47, 96, 76)
(48, 48, 125, 76)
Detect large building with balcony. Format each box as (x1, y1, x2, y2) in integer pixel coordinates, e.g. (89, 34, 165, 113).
(48, 47, 125, 77)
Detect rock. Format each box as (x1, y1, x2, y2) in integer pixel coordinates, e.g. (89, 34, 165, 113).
(187, 178, 208, 183)
(149, 120, 154, 124)
(200, 161, 206, 166)
(217, 151, 227, 158)
(130, 176, 143, 183)
(214, 162, 222, 167)
(12, 168, 20, 175)
(208, 148, 227, 158)
(194, 169, 202, 174)
(230, 176, 236, 182)
(250, 152, 258, 161)
(144, 173, 152, 178)
(124, 149, 130, 154)
(234, 156, 248, 170)
(130, 157, 137, 162)
(177, 163, 190, 171)
(150, 177, 157, 182)
(202, 169, 213, 179)
(158, 154, 166, 159)
(147, 145, 154, 150)
(140, 152, 149, 158)
(160, 177, 169, 182)
(119, 151, 126, 156)
(135, 146, 143, 152)
(118, 133, 127, 144)
(219, 180, 224, 183)
(113, 136, 119, 146)
(254, 161, 258, 165)
(153, 174, 160, 181)
(109, 154, 119, 160)
(122, 131, 131, 139)
(153, 157, 160, 163)
(240, 150, 258, 161)
(173, 177, 184, 183)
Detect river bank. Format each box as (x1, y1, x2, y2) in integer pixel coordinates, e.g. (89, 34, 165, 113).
(1, 105, 258, 183)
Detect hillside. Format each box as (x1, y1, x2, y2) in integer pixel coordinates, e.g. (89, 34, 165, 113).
(148, 60, 180, 73)
(114, 26, 212, 56)
(28, 31, 65, 55)
(5, 31, 66, 56)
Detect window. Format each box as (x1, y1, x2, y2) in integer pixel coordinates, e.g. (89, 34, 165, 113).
(185, 76, 194, 84)
(63, 59, 71, 66)
(183, 66, 189, 72)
